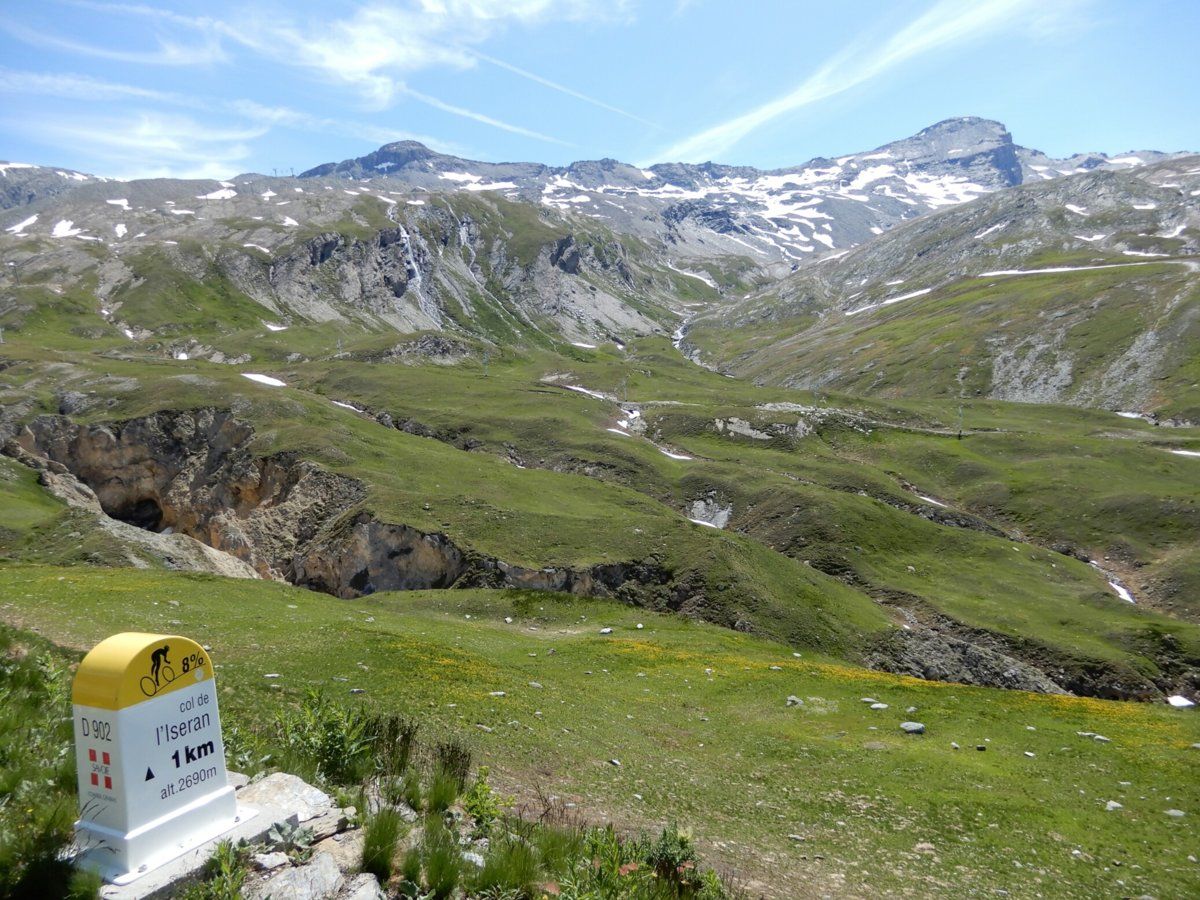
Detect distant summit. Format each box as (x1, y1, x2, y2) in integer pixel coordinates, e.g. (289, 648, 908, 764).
(292, 117, 1184, 267)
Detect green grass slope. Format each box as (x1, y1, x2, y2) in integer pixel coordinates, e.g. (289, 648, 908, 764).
(2, 566, 1197, 899)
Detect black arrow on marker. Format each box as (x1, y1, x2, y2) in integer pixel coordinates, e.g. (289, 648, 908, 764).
(145, 767, 155, 781)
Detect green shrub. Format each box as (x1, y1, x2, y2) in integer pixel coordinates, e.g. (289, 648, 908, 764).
(474, 837, 539, 898)
(178, 840, 250, 900)
(426, 766, 461, 815)
(532, 825, 585, 878)
(361, 807, 404, 884)
(433, 738, 472, 790)
(644, 825, 699, 889)
(65, 868, 103, 900)
(401, 768, 423, 812)
(377, 713, 420, 777)
(422, 820, 462, 900)
(462, 767, 504, 837)
(0, 627, 85, 899)
(264, 820, 315, 863)
(276, 689, 377, 785)
(398, 844, 422, 894)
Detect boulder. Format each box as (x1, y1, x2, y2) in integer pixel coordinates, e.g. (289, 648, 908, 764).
(247, 851, 343, 900)
(340, 872, 386, 900)
(240, 772, 334, 823)
(900, 721, 925, 734)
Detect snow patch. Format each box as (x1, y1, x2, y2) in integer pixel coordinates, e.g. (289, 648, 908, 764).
(241, 373, 286, 387)
(5, 214, 36, 234)
(563, 384, 611, 401)
(1064, 204, 1089, 216)
(51, 219, 83, 238)
(665, 261, 717, 289)
(974, 222, 1006, 240)
(1167, 695, 1195, 708)
(1109, 581, 1135, 604)
(197, 188, 236, 200)
(1167, 449, 1200, 458)
(114, 223, 127, 237)
(845, 287, 932, 317)
(331, 400, 362, 411)
(263, 322, 288, 332)
(106, 198, 131, 211)
(281, 216, 299, 227)
(243, 243, 270, 254)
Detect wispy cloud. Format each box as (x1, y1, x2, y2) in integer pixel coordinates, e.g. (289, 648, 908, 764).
(0, 19, 226, 66)
(0, 68, 472, 173)
(0, 68, 184, 103)
(7, 112, 264, 180)
(52, 0, 637, 144)
(400, 86, 574, 147)
(649, 0, 1082, 163)
(224, 100, 470, 157)
(470, 51, 659, 129)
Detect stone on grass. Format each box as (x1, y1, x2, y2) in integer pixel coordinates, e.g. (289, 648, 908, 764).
(341, 873, 386, 900)
(870, 703, 889, 710)
(786, 695, 804, 707)
(1165, 809, 1186, 818)
(253, 851, 289, 870)
(1106, 801, 1123, 811)
(239, 773, 332, 823)
(462, 851, 486, 868)
(900, 721, 925, 735)
(600, 627, 613, 635)
(609, 758, 621, 767)
(246, 851, 342, 900)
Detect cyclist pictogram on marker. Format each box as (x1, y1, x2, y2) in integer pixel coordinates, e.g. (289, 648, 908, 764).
(140, 644, 176, 697)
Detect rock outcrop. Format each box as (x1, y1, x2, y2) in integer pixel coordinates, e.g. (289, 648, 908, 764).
(6, 409, 683, 605)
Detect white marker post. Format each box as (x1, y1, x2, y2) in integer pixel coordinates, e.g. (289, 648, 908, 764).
(72, 632, 249, 883)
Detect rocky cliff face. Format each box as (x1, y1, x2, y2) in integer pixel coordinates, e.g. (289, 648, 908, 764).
(6, 408, 684, 603)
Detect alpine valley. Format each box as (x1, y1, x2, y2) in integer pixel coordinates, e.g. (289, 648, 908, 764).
(3, 117, 1199, 898)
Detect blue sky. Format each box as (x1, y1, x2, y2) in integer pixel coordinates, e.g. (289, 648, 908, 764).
(1, 0, 1197, 179)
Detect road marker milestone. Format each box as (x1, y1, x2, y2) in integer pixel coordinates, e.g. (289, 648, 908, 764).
(72, 632, 251, 883)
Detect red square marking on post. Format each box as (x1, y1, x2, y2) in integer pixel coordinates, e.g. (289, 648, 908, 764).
(102, 751, 110, 765)
(90, 773, 98, 786)
(88, 748, 96, 762)
(104, 776, 112, 790)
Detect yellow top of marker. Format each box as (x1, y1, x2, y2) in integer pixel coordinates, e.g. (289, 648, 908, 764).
(73, 632, 211, 710)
